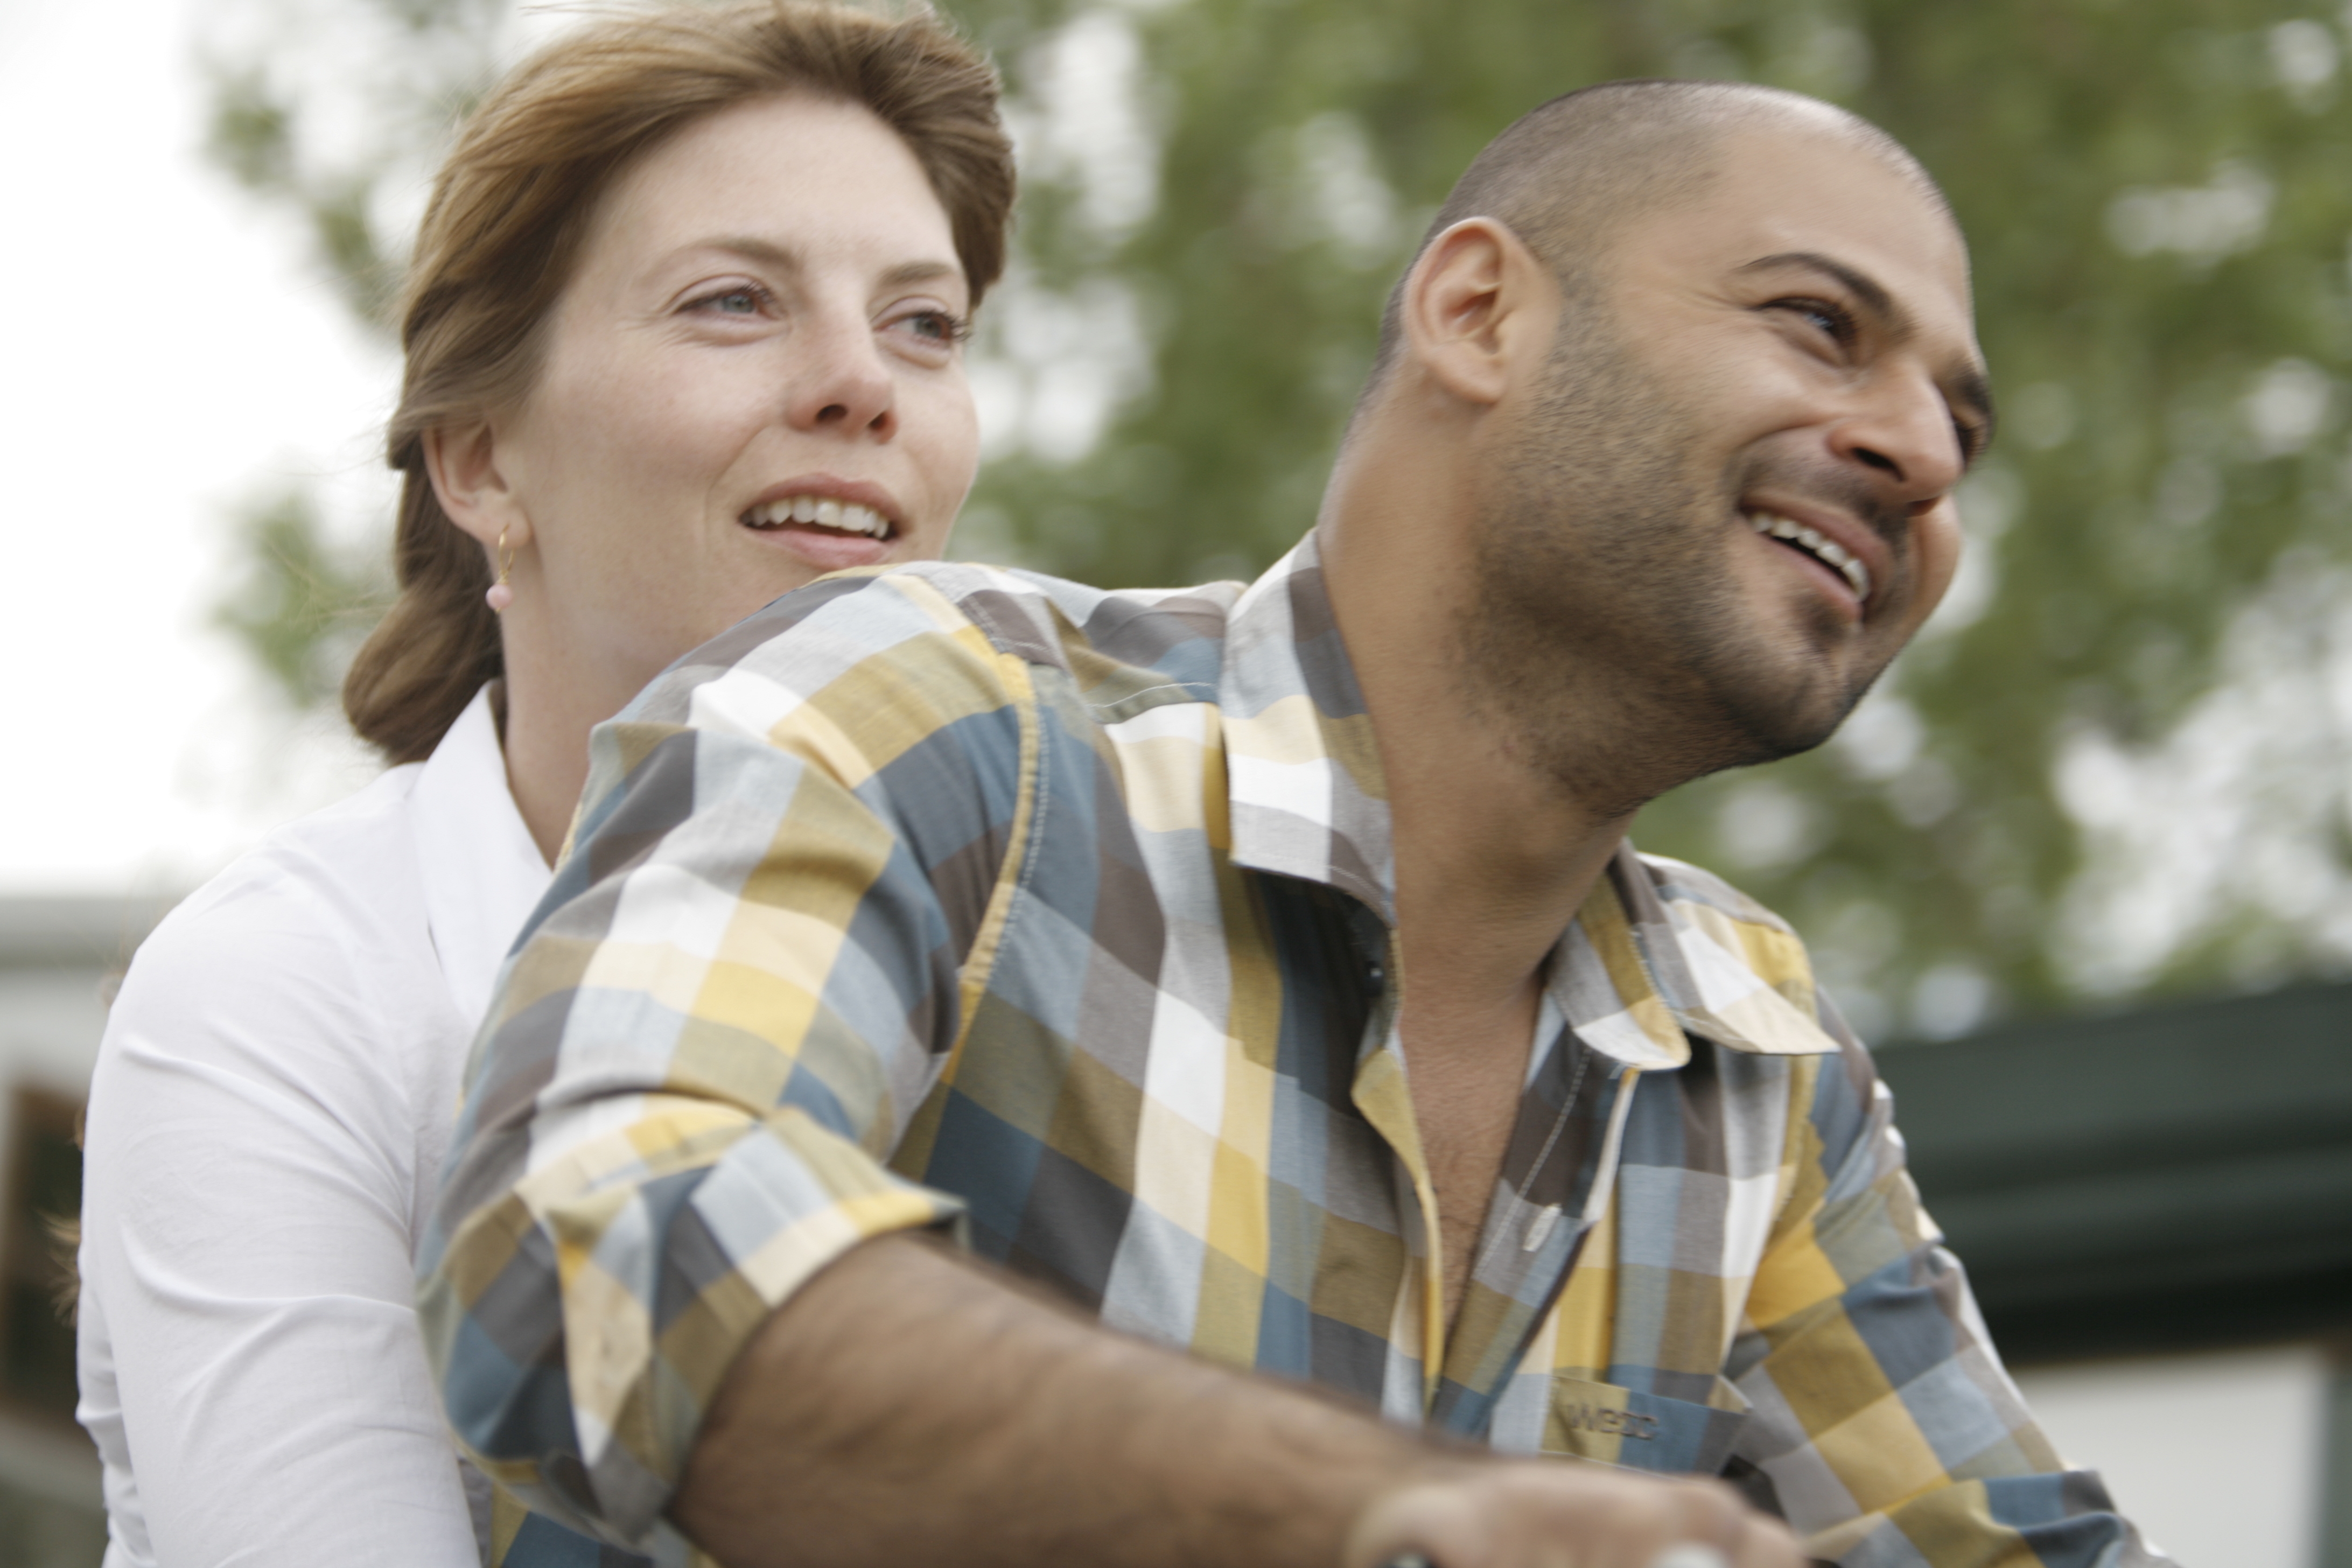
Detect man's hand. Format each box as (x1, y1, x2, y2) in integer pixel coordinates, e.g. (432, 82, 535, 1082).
(1346, 1465, 1803, 1568)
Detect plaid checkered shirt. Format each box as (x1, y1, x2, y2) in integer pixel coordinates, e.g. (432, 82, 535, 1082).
(421, 536, 2171, 1568)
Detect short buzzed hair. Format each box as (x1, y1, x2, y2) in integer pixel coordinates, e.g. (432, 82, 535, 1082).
(1364, 80, 1944, 389)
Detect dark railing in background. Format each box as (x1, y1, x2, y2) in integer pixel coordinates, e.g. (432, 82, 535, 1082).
(1878, 978, 2352, 1366)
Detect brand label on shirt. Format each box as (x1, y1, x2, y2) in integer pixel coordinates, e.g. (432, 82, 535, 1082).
(1543, 1376, 1750, 1475)
(1546, 1378, 1658, 1459)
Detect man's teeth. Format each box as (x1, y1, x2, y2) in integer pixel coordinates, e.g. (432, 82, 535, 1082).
(1746, 510, 1872, 602)
(741, 496, 891, 538)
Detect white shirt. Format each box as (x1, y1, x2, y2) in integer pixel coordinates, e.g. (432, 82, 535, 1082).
(78, 689, 550, 1567)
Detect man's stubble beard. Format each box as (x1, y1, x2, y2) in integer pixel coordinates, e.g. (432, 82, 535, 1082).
(1460, 303, 1881, 821)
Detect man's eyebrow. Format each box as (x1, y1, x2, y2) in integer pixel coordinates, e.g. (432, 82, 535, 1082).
(1950, 366, 1997, 457)
(1737, 250, 1899, 327)
(1739, 249, 1996, 454)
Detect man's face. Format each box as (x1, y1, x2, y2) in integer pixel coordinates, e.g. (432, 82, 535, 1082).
(1468, 119, 1986, 808)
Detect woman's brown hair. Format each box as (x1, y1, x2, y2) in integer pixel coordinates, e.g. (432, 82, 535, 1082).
(344, 1, 1015, 761)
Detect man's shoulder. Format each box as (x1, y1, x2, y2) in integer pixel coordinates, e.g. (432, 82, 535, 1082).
(1627, 848, 1849, 1042)
(856, 562, 1244, 695)
(632, 562, 1244, 731)
(1629, 849, 1796, 936)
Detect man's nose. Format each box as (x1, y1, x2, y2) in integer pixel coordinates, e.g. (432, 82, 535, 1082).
(784, 314, 898, 440)
(1831, 366, 1964, 507)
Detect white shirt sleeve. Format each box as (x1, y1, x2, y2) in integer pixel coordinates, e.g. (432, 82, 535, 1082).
(79, 844, 483, 1567)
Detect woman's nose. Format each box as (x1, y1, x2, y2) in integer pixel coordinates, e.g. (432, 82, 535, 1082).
(784, 316, 897, 440)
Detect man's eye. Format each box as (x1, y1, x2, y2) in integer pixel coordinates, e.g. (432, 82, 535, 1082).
(1776, 298, 1855, 344)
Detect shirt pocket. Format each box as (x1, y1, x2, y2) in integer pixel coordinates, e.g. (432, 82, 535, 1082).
(1542, 1375, 1751, 1477)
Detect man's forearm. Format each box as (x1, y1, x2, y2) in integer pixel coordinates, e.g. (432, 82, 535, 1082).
(673, 1234, 1800, 1568)
(674, 1233, 1444, 1567)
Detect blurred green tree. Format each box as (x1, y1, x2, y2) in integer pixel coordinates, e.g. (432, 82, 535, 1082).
(196, 0, 509, 715)
(207, 0, 2352, 1034)
(212, 487, 390, 710)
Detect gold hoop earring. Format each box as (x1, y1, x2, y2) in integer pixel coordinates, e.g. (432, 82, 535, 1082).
(486, 526, 515, 613)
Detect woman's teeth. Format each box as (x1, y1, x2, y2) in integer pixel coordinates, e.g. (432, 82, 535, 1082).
(743, 496, 891, 538)
(1746, 510, 1872, 602)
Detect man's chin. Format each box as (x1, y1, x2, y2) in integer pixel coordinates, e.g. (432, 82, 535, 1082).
(1704, 664, 1870, 772)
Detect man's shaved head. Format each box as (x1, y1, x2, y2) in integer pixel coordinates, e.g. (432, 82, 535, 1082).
(1331, 78, 1982, 809)
(1367, 80, 1948, 389)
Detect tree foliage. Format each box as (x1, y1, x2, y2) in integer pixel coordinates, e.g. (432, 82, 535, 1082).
(206, 0, 2352, 1034)
(197, 0, 510, 719)
(954, 0, 2352, 1034)
(212, 487, 390, 710)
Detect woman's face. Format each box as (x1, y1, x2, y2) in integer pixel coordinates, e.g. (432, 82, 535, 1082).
(465, 92, 983, 675)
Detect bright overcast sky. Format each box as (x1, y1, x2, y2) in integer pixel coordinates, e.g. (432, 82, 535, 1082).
(0, 0, 398, 893)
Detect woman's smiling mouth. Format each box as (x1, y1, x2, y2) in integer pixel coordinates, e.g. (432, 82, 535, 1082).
(742, 494, 894, 539)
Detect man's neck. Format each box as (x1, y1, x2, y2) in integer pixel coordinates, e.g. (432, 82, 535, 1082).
(1377, 660, 1630, 1019)
(1315, 481, 1636, 1008)
(1317, 463, 1639, 1338)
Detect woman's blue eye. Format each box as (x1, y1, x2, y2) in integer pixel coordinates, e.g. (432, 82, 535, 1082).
(900, 309, 967, 343)
(689, 285, 766, 317)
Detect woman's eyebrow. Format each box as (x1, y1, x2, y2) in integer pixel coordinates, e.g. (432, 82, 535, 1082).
(878, 258, 964, 291)
(675, 237, 963, 293)
(688, 235, 806, 274)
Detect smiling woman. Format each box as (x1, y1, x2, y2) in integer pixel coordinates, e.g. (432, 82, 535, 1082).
(72, 6, 1013, 1566)
(423, 88, 990, 854)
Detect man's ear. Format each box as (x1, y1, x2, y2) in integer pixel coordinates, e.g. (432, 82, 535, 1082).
(423, 421, 531, 552)
(1397, 218, 1556, 409)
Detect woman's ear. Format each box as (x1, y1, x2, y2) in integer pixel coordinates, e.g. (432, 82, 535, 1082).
(1397, 217, 1558, 410)
(423, 422, 532, 552)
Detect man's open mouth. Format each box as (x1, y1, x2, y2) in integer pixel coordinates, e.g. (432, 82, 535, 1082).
(1745, 509, 1871, 603)
(741, 495, 894, 540)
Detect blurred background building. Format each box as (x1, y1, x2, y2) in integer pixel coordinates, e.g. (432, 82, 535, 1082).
(0, 900, 164, 1563)
(6, 0, 2352, 1563)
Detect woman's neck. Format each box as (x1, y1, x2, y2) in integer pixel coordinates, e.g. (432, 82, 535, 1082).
(495, 630, 656, 865)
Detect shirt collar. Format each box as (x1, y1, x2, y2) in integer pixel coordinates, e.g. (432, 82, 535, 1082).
(1215, 537, 1836, 1063)
(408, 684, 554, 1024)
(1217, 531, 1397, 921)
(1548, 845, 1841, 1065)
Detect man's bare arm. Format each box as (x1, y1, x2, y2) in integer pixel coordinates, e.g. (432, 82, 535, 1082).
(673, 1235, 1802, 1568)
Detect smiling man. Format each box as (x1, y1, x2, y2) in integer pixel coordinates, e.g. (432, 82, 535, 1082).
(423, 82, 2169, 1568)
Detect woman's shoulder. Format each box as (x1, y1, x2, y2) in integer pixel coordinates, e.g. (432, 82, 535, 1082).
(152, 762, 437, 968)
(103, 762, 483, 1081)
(87, 762, 470, 1193)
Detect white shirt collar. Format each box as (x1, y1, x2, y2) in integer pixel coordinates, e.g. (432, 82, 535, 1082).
(408, 685, 552, 1024)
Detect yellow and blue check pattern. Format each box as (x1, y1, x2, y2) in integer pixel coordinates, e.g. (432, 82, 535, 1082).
(421, 536, 2171, 1568)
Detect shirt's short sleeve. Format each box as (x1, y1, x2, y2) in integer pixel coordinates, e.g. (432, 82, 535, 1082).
(1725, 1010, 2176, 1567)
(419, 573, 1039, 1552)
